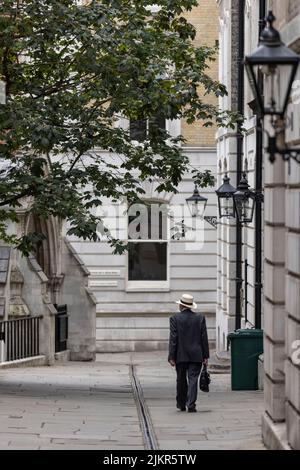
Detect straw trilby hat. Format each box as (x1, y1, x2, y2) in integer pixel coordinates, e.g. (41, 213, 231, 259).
(176, 294, 197, 310)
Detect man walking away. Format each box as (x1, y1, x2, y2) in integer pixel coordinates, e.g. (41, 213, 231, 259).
(168, 294, 209, 412)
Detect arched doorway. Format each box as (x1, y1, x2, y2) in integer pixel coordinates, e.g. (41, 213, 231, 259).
(24, 214, 63, 303)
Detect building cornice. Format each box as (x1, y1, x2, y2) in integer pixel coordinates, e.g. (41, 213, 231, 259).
(182, 147, 216, 153)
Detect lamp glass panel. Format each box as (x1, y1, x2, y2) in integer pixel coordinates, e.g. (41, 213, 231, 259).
(187, 200, 206, 218)
(254, 63, 295, 115)
(235, 195, 255, 223)
(219, 196, 235, 218)
(246, 63, 261, 105)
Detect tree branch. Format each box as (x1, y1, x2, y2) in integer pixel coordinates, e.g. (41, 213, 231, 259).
(0, 188, 32, 207)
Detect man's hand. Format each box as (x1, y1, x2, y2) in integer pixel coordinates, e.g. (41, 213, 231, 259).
(203, 358, 208, 365)
(169, 359, 176, 367)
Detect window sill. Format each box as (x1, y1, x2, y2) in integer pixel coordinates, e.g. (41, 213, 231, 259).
(126, 287, 171, 293)
(126, 281, 170, 292)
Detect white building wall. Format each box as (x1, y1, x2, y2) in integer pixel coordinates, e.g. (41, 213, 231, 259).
(259, 0, 300, 451)
(67, 148, 218, 352)
(216, 0, 235, 351)
(221, 0, 300, 450)
(216, 0, 264, 354)
(216, 131, 238, 350)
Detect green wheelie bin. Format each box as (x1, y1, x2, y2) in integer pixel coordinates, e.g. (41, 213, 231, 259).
(227, 329, 263, 390)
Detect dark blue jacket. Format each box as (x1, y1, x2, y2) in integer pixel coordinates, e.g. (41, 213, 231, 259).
(168, 309, 210, 363)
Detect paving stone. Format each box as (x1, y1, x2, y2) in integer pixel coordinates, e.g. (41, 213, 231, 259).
(0, 351, 265, 450)
(0, 361, 142, 450)
(134, 352, 265, 450)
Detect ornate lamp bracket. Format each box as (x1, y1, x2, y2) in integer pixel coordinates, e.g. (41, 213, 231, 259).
(203, 216, 218, 229)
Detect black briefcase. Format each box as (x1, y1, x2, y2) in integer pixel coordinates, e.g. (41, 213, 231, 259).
(199, 363, 211, 392)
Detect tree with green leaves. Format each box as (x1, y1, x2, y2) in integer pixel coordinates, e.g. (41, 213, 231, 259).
(0, 0, 238, 255)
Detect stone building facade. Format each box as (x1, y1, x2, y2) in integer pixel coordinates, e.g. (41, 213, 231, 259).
(1, 0, 220, 358)
(217, 0, 245, 351)
(217, 0, 300, 450)
(1, 214, 97, 364)
(262, 0, 300, 452)
(216, 0, 261, 349)
(67, 0, 221, 353)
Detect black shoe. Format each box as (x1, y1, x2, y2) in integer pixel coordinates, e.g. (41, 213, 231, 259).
(188, 407, 197, 413)
(177, 405, 186, 411)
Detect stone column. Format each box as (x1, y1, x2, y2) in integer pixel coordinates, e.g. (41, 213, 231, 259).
(216, 0, 243, 352)
(262, 155, 287, 439)
(285, 159, 300, 449)
(216, 134, 241, 351)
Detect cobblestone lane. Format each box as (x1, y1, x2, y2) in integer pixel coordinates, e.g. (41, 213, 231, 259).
(0, 352, 265, 450)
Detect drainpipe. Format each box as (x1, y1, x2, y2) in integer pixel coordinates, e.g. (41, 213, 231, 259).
(235, 0, 245, 330)
(254, 0, 266, 329)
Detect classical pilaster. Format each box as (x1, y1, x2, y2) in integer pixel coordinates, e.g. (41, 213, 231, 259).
(263, 156, 286, 424)
(284, 155, 300, 449)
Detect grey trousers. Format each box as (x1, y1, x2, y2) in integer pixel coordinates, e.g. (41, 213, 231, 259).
(176, 362, 202, 409)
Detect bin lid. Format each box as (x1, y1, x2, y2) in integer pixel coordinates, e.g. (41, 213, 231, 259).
(227, 328, 263, 339)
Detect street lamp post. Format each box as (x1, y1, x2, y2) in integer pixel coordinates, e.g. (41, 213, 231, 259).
(244, 9, 300, 330)
(215, 173, 262, 225)
(245, 11, 299, 118)
(233, 173, 258, 225)
(215, 173, 236, 219)
(186, 184, 217, 229)
(216, 171, 264, 330)
(186, 184, 207, 219)
(245, 10, 300, 164)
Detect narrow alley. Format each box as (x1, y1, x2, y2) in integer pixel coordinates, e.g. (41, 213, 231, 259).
(0, 353, 265, 450)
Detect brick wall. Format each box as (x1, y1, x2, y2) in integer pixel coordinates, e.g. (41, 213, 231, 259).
(182, 0, 219, 147)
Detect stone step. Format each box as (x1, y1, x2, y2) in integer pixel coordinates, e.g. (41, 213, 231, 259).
(208, 351, 231, 374)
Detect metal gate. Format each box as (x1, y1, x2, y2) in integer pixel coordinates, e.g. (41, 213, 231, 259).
(54, 304, 68, 352)
(0, 316, 42, 362)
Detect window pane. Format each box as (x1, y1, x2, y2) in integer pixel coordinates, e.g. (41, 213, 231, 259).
(149, 116, 166, 137)
(128, 203, 167, 240)
(149, 204, 167, 240)
(128, 242, 167, 281)
(130, 119, 147, 141)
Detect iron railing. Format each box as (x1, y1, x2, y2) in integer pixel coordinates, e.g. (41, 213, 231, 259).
(0, 316, 42, 362)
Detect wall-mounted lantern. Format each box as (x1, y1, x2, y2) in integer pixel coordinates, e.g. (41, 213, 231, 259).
(245, 11, 300, 164)
(215, 173, 237, 219)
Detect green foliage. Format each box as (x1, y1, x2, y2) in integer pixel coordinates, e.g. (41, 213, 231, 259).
(191, 169, 215, 188)
(0, 0, 238, 254)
